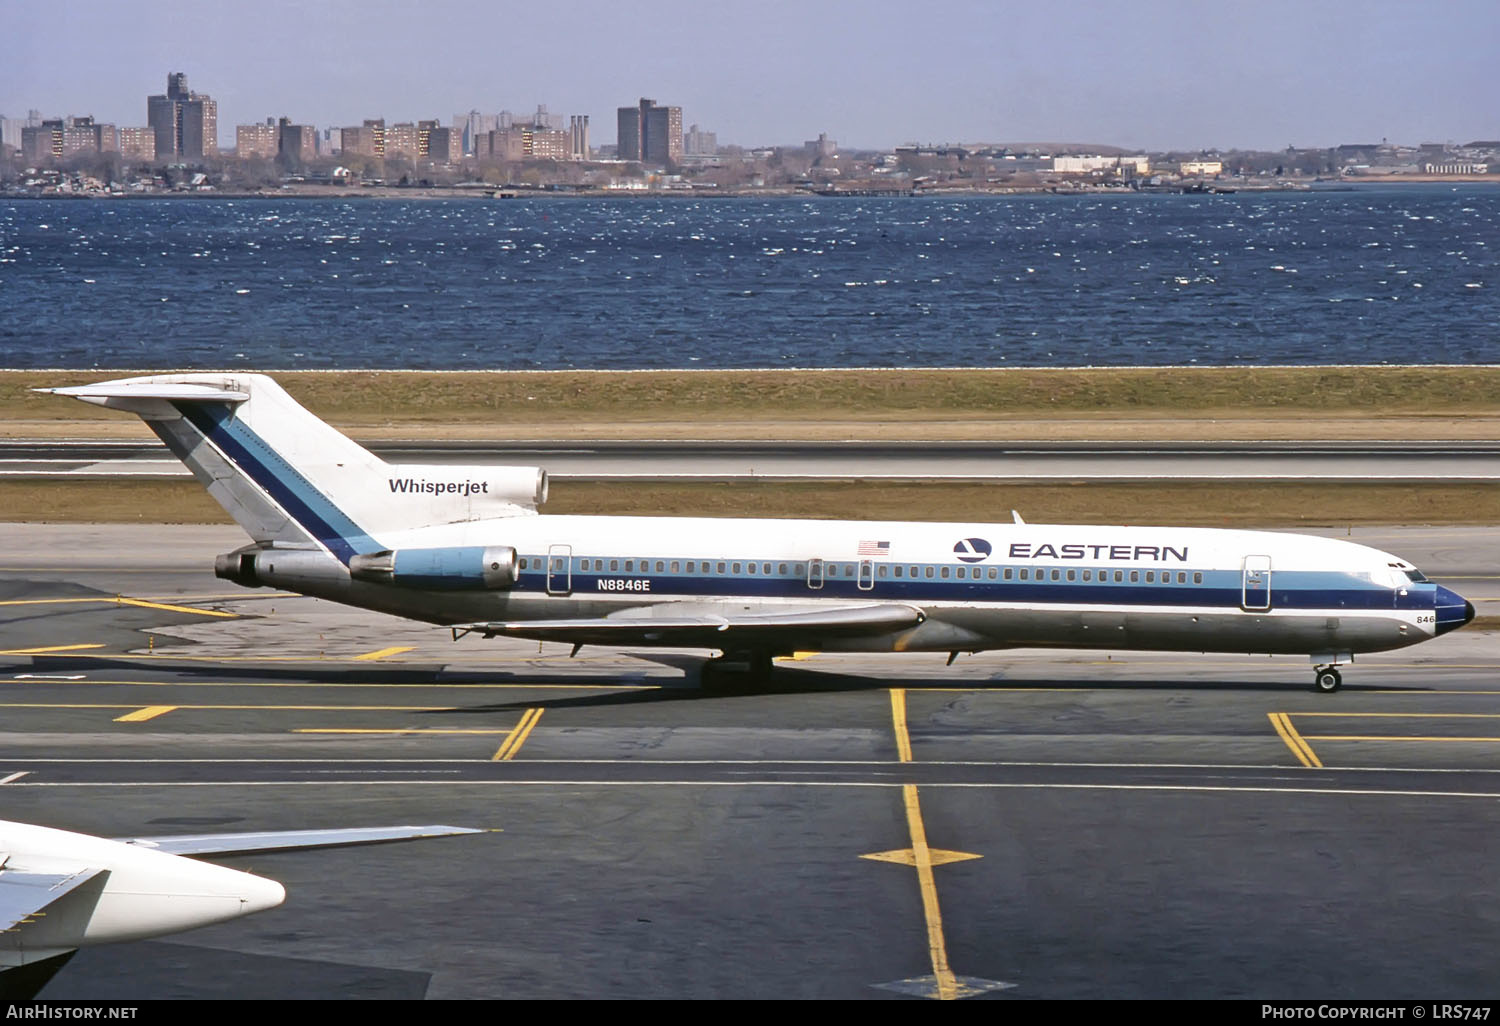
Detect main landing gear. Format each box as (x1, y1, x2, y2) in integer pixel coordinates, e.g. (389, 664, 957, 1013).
(1313, 666, 1342, 694)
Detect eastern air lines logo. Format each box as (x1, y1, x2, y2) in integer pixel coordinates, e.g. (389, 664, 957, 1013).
(953, 538, 992, 563)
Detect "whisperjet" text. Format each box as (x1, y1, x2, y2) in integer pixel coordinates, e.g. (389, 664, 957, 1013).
(389, 478, 491, 497)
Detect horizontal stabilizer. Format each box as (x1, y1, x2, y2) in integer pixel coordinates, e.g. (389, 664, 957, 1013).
(0, 867, 108, 934)
(116, 824, 484, 858)
(36, 383, 250, 403)
(455, 602, 925, 645)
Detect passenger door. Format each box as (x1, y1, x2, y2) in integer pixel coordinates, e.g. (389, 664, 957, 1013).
(1241, 554, 1271, 611)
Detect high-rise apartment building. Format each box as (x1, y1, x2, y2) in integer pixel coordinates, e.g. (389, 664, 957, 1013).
(120, 127, 156, 160)
(341, 119, 386, 158)
(616, 98, 682, 165)
(237, 119, 279, 159)
(147, 72, 218, 159)
(685, 124, 717, 157)
(278, 117, 316, 163)
(425, 125, 456, 163)
(477, 125, 572, 162)
(17, 116, 115, 161)
(62, 116, 117, 155)
(385, 122, 419, 160)
(22, 120, 64, 162)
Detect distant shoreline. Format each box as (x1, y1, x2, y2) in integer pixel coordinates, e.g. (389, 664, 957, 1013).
(6, 176, 1497, 202)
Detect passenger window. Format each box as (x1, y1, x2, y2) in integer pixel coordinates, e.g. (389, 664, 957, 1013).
(1019, 568, 1028, 580)
(911, 566, 919, 578)
(1194, 572, 1203, 584)
(519, 558, 528, 570)
(1003, 568, 1012, 580)
(732, 562, 741, 574)
(940, 566, 950, 579)
(1067, 570, 1075, 581)
(925, 566, 934, 579)
(1114, 570, 1123, 582)
(671, 561, 679, 573)
(717, 562, 726, 574)
(794, 563, 805, 575)
(1177, 572, 1185, 584)
(988, 567, 997, 580)
(687, 561, 696, 573)
(747, 562, 757, 574)
(610, 559, 619, 572)
(1082, 569, 1091, 581)
(1130, 570, 1139, 582)
(828, 565, 838, 578)
(1051, 569, 1060, 581)
(778, 563, 788, 575)
(1146, 571, 1154, 583)
(878, 565, 888, 578)
(625, 560, 633, 572)
(894, 565, 903, 578)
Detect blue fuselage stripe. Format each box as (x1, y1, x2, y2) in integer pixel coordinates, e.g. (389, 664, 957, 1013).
(174, 402, 376, 563)
(521, 559, 1431, 612)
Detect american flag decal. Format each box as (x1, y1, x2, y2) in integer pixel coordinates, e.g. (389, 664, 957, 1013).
(858, 540, 891, 555)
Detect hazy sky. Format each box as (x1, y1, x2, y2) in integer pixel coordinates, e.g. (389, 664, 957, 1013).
(6, 0, 1496, 151)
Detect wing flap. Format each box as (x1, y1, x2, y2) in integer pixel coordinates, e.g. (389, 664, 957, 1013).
(455, 602, 925, 645)
(116, 824, 484, 858)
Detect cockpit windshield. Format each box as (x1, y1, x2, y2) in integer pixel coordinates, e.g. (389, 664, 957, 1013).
(1405, 569, 1430, 584)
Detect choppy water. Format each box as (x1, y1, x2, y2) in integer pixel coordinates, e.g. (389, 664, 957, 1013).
(1, 188, 1495, 368)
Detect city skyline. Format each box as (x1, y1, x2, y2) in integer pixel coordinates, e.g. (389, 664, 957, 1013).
(5, 0, 1497, 153)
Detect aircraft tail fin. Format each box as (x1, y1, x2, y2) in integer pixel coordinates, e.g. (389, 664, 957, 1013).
(39, 374, 546, 562)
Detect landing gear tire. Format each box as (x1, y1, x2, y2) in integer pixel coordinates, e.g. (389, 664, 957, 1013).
(1313, 667, 1342, 694)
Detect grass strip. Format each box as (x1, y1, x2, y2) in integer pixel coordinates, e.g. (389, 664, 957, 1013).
(6, 366, 1500, 432)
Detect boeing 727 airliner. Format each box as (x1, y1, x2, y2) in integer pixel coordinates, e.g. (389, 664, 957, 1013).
(43, 374, 1474, 692)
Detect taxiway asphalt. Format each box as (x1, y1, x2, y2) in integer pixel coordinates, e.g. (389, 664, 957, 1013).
(1, 524, 1498, 999)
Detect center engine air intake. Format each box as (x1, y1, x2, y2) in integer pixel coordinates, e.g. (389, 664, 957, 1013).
(349, 546, 518, 590)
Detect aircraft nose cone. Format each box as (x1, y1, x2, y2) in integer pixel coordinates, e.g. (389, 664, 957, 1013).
(1434, 586, 1475, 636)
(241, 873, 287, 914)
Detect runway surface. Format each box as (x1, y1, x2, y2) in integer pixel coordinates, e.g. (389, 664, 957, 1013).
(6, 439, 1500, 480)
(1, 524, 1498, 999)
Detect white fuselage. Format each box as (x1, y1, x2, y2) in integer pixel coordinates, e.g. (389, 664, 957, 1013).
(258, 514, 1447, 659)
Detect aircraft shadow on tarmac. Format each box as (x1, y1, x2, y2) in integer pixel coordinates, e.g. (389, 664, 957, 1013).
(407, 663, 1432, 714)
(3, 653, 1435, 705)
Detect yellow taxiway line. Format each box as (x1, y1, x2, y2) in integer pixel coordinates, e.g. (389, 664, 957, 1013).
(858, 689, 990, 999)
(353, 646, 416, 661)
(0, 644, 105, 655)
(113, 705, 177, 723)
(295, 728, 517, 735)
(493, 708, 544, 761)
(0, 596, 237, 618)
(1267, 713, 1322, 768)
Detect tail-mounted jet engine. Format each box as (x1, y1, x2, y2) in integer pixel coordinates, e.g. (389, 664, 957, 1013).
(348, 546, 519, 590)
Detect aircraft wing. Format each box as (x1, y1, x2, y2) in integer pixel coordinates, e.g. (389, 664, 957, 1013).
(454, 602, 925, 645)
(116, 824, 484, 858)
(0, 866, 108, 934)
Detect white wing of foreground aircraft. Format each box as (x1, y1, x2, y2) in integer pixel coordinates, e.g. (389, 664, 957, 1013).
(41, 374, 1474, 692)
(0, 819, 481, 998)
